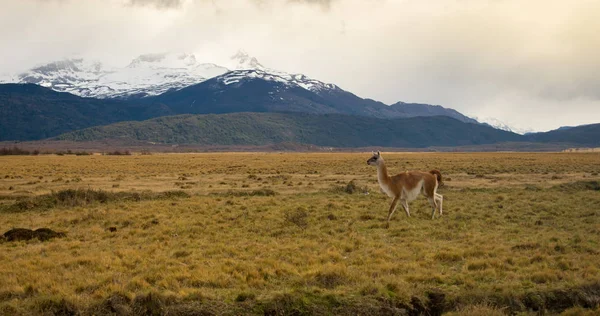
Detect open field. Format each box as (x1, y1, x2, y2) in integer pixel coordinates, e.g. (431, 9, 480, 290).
(1, 152, 599, 315)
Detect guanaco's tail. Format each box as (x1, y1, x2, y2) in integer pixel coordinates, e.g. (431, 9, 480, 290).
(430, 169, 443, 186)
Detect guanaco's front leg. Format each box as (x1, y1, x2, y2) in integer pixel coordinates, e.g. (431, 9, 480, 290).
(387, 196, 400, 222)
(400, 199, 410, 217)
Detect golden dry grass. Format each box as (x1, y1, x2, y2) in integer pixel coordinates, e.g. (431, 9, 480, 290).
(0, 152, 599, 315)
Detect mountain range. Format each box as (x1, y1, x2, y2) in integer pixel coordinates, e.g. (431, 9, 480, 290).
(1, 51, 476, 121)
(0, 51, 598, 149)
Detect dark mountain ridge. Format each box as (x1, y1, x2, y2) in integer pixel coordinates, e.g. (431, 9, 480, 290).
(142, 70, 479, 123)
(56, 112, 523, 148)
(526, 123, 600, 146)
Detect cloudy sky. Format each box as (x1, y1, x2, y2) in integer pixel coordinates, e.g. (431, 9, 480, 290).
(1, 0, 599, 132)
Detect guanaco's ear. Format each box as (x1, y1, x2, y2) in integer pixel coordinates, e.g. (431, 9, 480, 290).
(376, 151, 381, 156)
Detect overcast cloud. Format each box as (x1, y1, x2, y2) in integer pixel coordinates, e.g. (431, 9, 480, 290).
(0, 0, 598, 131)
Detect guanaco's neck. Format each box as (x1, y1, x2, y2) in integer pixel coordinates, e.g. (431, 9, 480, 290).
(377, 160, 392, 186)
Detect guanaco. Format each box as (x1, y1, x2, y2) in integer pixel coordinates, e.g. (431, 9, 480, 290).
(367, 151, 443, 224)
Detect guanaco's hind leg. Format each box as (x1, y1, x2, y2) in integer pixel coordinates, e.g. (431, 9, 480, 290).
(428, 197, 438, 219)
(435, 193, 443, 215)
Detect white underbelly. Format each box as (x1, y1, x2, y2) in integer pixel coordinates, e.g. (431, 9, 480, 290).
(402, 180, 423, 202)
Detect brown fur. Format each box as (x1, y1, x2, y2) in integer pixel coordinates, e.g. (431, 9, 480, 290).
(429, 169, 443, 186)
(367, 152, 443, 224)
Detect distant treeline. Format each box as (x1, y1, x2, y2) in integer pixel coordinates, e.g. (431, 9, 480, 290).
(0, 146, 135, 156)
(0, 146, 41, 155)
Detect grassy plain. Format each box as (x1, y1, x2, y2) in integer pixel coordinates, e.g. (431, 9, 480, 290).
(0, 152, 599, 315)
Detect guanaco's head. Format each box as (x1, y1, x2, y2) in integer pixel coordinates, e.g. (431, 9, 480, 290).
(367, 151, 382, 166)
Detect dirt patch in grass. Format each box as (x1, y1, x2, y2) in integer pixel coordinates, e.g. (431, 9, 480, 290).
(3, 228, 66, 242)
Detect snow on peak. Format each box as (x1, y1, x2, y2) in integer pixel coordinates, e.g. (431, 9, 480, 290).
(16, 58, 110, 91)
(475, 117, 536, 135)
(6, 54, 228, 98)
(217, 68, 337, 93)
(212, 50, 337, 94)
(97, 56, 228, 98)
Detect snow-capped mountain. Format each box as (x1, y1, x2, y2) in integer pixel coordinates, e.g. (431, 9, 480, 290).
(97, 53, 228, 98)
(220, 50, 338, 94)
(218, 69, 338, 94)
(475, 117, 536, 135)
(2, 50, 338, 99)
(2, 58, 109, 95)
(4, 53, 228, 99)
